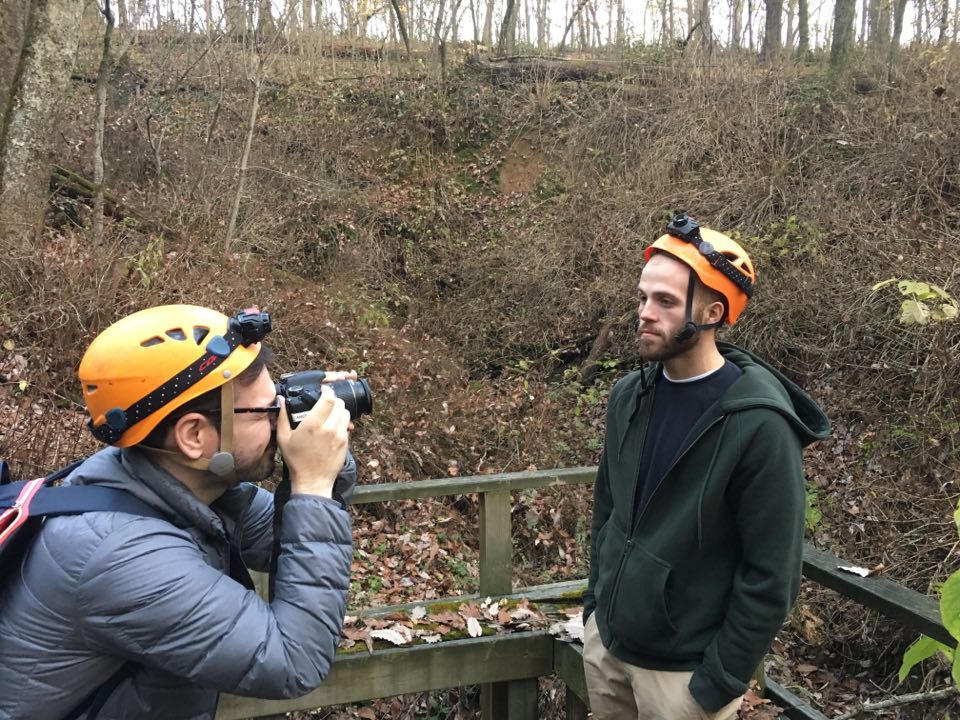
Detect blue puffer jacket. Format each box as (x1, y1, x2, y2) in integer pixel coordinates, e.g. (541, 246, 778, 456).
(0, 446, 354, 720)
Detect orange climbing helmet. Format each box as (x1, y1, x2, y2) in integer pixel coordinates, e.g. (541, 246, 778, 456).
(645, 213, 756, 325)
(80, 305, 272, 447)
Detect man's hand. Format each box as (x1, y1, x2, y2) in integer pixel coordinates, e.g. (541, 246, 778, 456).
(276, 387, 351, 498)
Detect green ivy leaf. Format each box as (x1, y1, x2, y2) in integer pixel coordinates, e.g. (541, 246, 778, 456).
(898, 280, 931, 297)
(871, 278, 898, 292)
(941, 571, 960, 641)
(899, 635, 947, 682)
(936, 304, 959, 321)
(899, 299, 930, 325)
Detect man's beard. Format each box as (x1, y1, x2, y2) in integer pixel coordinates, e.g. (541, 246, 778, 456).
(637, 326, 697, 363)
(234, 437, 278, 484)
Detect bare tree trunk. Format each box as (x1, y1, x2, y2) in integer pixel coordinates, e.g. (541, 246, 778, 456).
(797, 0, 809, 53)
(887, 0, 908, 66)
(746, 0, 754, 49)
(92, 0, 114, 245)
(225, 68, 262, 253)
(830, 0, 857, 68)
(588, 0, 601, 46)
(433, 0, 446, 47)
(730, 0, 743, 46)
(204, 0, 213, 32)
(497, 0, 516, 52)
(785, 0, 795, 48)
(559, 0, 589, 50)
(524, 0, 531, 45)
(481, 0, 493, 44)
(389, 0, 411, 54)
(224, 0, 245, 37)
(469, 0, 479, 42)
(256, 0, 275, 39)
(937, 0, 950, 41)
(660, 0, 668, 43)
(616, 0, 623, 44)
(606, 0, 612, 44)
(535, 0, 546, 46)
(116, 0, 127, 27)
(762, 0, 783, 57)
(698, 0, 712, 51)
(0, 0, 84, 243)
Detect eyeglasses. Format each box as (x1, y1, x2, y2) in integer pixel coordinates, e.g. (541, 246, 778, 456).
(209, 398, 282, 416)
(665, 213, 754, 298)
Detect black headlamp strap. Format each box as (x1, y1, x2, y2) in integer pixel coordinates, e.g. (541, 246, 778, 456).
(675, 269, 722, 342)
(88, 328, 246, 444)
(665, 214, 754, 299)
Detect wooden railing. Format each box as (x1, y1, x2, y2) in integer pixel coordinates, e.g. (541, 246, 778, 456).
(218, 467, 950, 720)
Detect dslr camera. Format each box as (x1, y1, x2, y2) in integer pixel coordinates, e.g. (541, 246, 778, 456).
(277, 370, 373, 426)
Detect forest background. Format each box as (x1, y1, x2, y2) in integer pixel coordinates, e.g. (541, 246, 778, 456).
(1, 0, 959, 715)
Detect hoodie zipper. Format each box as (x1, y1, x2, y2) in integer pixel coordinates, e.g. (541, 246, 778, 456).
(604, 413, 725, 630)
(631, 414, 724, 536)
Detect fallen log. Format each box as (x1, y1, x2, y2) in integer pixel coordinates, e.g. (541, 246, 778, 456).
(49, 165, 181, 240)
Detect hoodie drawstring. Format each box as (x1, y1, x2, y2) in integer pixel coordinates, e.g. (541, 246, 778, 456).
(696, 417, 729, 550)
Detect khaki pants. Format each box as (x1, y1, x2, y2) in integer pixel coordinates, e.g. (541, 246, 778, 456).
(582, 614, 743, 720)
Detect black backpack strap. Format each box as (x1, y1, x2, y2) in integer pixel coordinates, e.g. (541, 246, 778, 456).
(26, 485, 166, 521)
(60, 662, 136, 720)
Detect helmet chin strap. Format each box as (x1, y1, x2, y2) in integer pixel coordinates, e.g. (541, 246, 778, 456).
(674, 268, 722, 343)
(141, 383, 237, 478)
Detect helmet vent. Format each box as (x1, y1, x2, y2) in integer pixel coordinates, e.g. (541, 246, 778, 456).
(86, 384, 98, 393)
(166, 328, 187, 341)
(140, 336, 164, 348)
(193, 326, 210, 345)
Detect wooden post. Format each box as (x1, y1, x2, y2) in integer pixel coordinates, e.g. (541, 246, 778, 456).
(479, 489, 513, 596)
(479, 489, 513, 719)
(507, 677, 538, 719)
(565, 688, 589, 720)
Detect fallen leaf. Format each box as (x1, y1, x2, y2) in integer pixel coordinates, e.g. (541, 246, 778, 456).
(838, 565, 870, 577)
(467, 617, 483, 638)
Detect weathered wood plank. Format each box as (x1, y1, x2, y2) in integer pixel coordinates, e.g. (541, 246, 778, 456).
(802, 546, 950, 646)
(352, 467, 596, 504)
(552, 639, 590, 708)
(764, 676, 830, 720)
(480, 489, 513, 596)
(216, 633, 554, 720)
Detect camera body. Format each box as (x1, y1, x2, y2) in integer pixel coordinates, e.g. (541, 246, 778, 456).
(277, 370, 373, 426)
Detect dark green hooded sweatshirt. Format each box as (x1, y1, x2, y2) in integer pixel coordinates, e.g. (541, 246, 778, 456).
(583, 343, 830, 712)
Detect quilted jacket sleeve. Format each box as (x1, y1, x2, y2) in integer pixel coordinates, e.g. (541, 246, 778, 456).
(75, 494, 352, 699)
(238, 449, 358, 573)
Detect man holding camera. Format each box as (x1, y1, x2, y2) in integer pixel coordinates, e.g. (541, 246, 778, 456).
(0, 304, 357, 719)
(582, 216, 830, 719)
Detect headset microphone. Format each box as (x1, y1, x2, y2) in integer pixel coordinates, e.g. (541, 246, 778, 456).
(674, 322, 698, 343)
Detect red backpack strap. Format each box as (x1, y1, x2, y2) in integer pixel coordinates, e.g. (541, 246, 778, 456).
(0, 478, 45, 545)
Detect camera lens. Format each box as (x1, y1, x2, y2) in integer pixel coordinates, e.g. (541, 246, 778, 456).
(327, 379, 373, 420)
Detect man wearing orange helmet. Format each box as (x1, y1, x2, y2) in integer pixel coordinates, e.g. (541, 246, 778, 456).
(582, 214, 830, 719)
(0, 305, 356, 719)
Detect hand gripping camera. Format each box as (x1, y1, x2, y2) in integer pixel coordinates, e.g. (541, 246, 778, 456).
(277, 371, 373, 426)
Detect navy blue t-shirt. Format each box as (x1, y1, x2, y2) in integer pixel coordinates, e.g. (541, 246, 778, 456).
(634, 360, 742, 520)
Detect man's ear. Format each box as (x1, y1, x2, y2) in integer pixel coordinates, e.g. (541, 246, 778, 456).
(169, 413, 218, 460)
(704, 300, 726, 326)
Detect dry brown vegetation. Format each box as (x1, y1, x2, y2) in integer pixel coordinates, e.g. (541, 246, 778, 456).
(2, 19, 960, 717)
